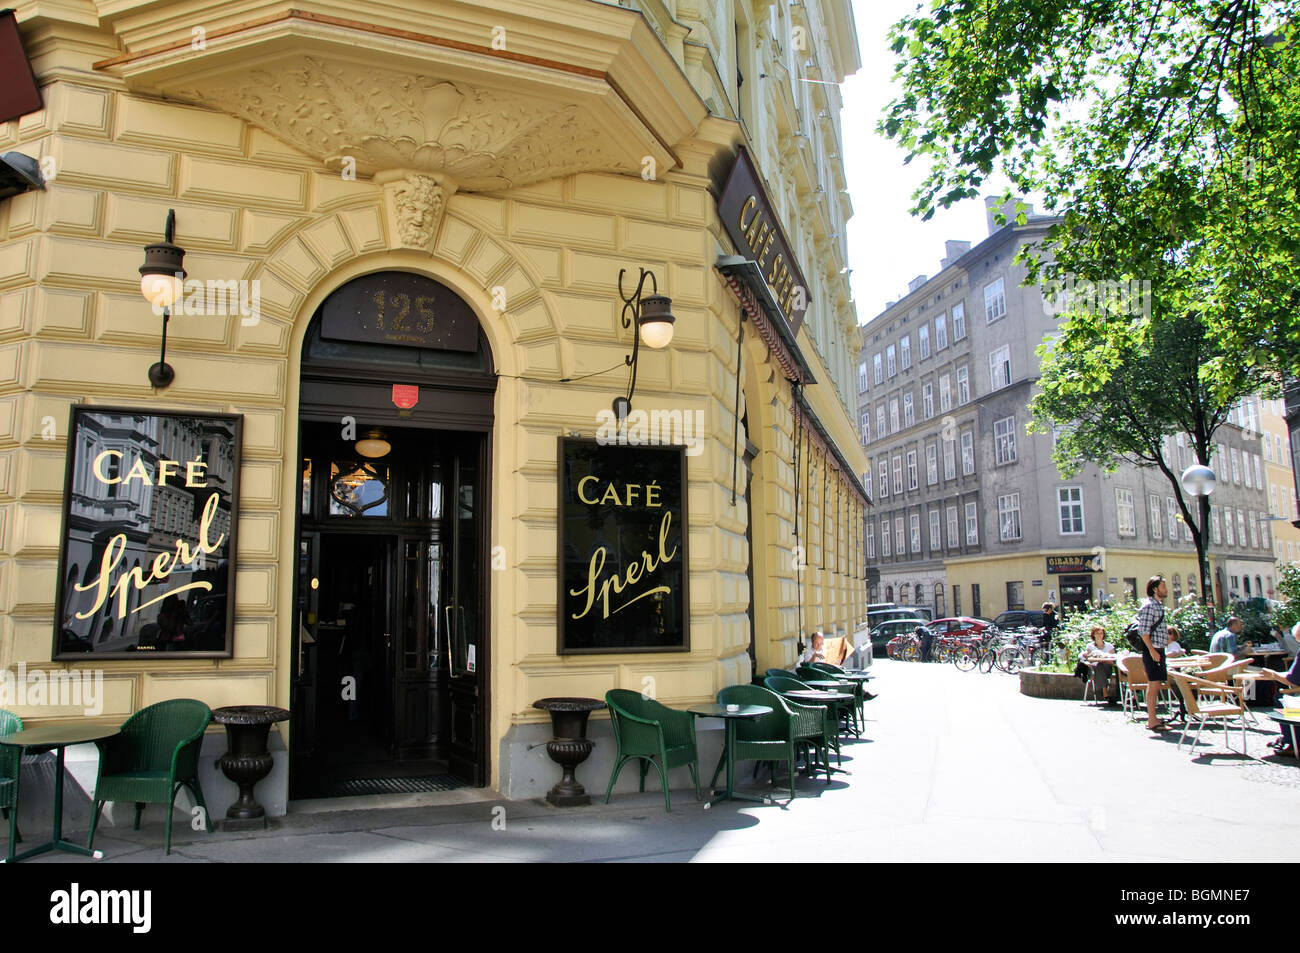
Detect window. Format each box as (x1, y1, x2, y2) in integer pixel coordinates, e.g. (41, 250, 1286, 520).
(1007, 581, 1025, 611)
(922, 383, 934, 419)
(936, 312, 949, 349)
(895, 517, 905, 555)
(878, 457, 889, 498)
(873, 353, 883, 384)
(857, 361, 868, 393)
(953, 584, 961, 615)
(1244, 452, 1253, 488)
(929, 509, 942, 550)
(984, 277, 1006, 322)
(966, 501, 980, 544)
(1231, 448, 1240, 484)
(865, 524, 875, 559)
(907, 450, 918, 490)
(926, 443, 938, 485)
(887, 345, 897, 377)
(998, 493, 1022, 540)
(1149, 495, 1162, 540)
(961, 430, 975, 475)
(881, 518, 891, 556)
(1255, 455, 1263, 488)
(952, 301, 967, 340)
(892, 454, 903, 495)
(939, 374, 952, 412)
(919, 325, 930, 359)
(943, 437, 956, 480)
(1058, 486, 1084, 534)
(1222, 506, 1233, 545)
(1261, 516, 1269, 548)
(900, 335, 911, 370)
(994, 416, 1017, 464)
(859, 411, 870, 445)
(910, 513, 921, 553)
(1116, 488, 1136, 536)
(903, 392, 915, 427)
(989, 344, 1011, 391)
(1183, 513, 1193, 542)
(1249, 510, 1259, 548)
(956, 365, 969, 405)
(947, 505, 959, 547)
(1237, 509, 1247, 548)
(877, 406, 886, 439)
(1167, 497, 1178, 541)
(890, 399, 900, 433)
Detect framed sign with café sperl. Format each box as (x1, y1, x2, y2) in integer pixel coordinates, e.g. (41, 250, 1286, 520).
(53, 407, 242, 660)
(558, 438, 689, 654)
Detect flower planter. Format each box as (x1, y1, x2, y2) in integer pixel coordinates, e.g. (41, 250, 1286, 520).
(1018, 668, 1087, 700)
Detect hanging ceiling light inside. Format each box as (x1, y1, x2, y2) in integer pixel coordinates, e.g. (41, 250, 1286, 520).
(355, 428, 391, 459)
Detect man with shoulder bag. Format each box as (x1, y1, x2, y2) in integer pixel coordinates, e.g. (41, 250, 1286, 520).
(1130, 575, 1171, 731)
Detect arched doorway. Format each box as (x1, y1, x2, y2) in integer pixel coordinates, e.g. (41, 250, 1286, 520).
(290, 271, 496, 798)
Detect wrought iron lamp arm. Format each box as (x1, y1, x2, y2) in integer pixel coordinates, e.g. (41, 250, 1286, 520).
(618, 267, 657, 404)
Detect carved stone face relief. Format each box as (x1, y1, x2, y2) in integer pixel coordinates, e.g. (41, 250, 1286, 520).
(386, 174, 446, 250)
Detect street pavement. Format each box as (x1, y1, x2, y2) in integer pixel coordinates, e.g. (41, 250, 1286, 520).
(16, 659, 1300, 863)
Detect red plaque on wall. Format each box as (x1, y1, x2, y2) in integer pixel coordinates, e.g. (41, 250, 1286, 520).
(392, 385, 419, 409)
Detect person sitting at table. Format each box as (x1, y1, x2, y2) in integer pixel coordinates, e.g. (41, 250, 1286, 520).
(1078, 625, 1118, 704)
(1165, 625, 1186, 658)
(798, 631, 826, 665)
(1209, 616, 1243, 655)
(1252, 654, 1300, 753)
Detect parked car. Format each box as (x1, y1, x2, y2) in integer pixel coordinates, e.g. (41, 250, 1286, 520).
(928, 616, 996, 638)
(867, 607, 924, 630)
(895, 604, 934, 623)
(870, 616, 927, 652)
(992, 609, 1047, 630)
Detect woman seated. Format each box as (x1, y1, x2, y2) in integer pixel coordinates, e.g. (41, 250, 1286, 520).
(1165, 625, 1186, 658)
(1077, 625, 1118, 704)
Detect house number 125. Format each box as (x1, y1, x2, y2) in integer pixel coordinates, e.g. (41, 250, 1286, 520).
(365, 291, 436, 333)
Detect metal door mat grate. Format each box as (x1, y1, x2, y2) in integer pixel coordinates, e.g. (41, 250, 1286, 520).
(313, 775, 466, 798)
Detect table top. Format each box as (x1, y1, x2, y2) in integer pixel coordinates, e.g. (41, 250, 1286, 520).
(801, 679, 850, 689)
(1268, 709, 1300, 724)
(0, 724, 119, 748)
(212, 705, 291, 725)
(782, 690, 852, 702)
(687, 704, 771, 719)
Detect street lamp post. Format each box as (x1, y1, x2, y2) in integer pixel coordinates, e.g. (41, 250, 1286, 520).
(1181, 463, 1217, 624)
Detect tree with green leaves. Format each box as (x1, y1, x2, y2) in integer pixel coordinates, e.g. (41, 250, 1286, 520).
(882, 1, 1300, 390)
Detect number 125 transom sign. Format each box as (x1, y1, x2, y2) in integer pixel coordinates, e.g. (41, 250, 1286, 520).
(320, 271, 480, 352)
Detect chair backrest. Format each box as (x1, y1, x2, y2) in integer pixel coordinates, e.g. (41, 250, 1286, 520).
(605, 689, 693, 755)
(119, 699, 212, 772)
(1169, 673, 1201, 717)
(0, 709, 22, 785)
(764, 674, 809, 695)
(1203, 652, 1232, 668)
(1198, 658, 1251, 683)
(605, 688, 673, 723)
(808, 662, 845, 676)
(1119, 655, 1149, 687)
(765, 668, 792, 679)
(717, 684, 792, 740)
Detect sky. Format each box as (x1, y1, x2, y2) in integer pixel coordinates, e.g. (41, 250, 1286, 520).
(841, 0, 1004, 323)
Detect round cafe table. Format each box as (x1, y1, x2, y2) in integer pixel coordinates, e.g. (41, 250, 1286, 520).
(687, 704, 771, 809)
(0, 723, 119, 863)
(1268, 710, 1300, 763)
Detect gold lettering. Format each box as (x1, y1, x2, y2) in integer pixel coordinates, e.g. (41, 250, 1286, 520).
(93, 449, 122, 484)
(123, 457, 152, 485)
(568, 546, 607, 621)
(738, 195, 757, 233)
(600, 483, 621, 506)
(753, 221, 771, 254)
(758, 231, 776, 269)
(768, 253, 785, 285)
(157, 459, 180, 485)
(745, 210, 763, 249)
(186, 461, 208, 487)
(624, 483, 641, 507)
(198, 492, 226, 552)
(646, 482, 661, 508)
(658, 510, 679, 565)
(577, 475, 600, 505)
(73, 534, 126, 618)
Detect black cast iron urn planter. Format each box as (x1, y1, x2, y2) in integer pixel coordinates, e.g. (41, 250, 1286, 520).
(531, 697, 606, 807)
(211, 705, 290, 831)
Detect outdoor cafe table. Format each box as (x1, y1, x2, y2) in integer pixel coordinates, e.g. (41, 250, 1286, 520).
(1268, 710, 1300, 763)
(687, 703, 772, 809)
(0, 723, 119, 863)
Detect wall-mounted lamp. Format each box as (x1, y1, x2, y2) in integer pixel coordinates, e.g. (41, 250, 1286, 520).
(355, 428, 392, 459)
(615, 267, 675, 421)
(138, 208, 186, 388)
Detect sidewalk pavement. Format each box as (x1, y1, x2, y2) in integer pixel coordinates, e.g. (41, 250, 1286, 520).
(13, 659, 1300, 863)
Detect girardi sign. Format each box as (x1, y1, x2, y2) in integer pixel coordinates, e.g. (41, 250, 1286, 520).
(717, 146, 811, 334)
(558, 439, 689, 654)
(53, 408, 241, 660)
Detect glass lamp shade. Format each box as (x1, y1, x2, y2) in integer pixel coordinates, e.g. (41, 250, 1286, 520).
(637, 294, 675, 349)
(140, 272, 185, 310)
(355, 430, 392, 459)
(1180, 463, 1216, 497)
(139, 237, 187, 310)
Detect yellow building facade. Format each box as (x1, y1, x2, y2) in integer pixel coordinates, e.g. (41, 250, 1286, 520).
(0, 0, 867, 803)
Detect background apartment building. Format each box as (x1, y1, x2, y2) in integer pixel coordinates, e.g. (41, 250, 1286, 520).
(858, 200, 1276, 619)
(1262, 397, 1300, 589)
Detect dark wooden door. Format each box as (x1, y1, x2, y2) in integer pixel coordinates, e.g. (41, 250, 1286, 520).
(445, 443, 486, 785)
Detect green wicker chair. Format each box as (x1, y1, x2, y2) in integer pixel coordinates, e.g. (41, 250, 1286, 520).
(86, 699, 213, 855)
(712, 685, 828, 799)
(0, 709, 21, 862)
(764, 674, 842, 767)
(794, 667, 860, 737)
(603, 689, 701, 813)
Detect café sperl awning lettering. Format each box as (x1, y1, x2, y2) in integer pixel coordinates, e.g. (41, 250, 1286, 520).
(717, 147, 810, 335)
